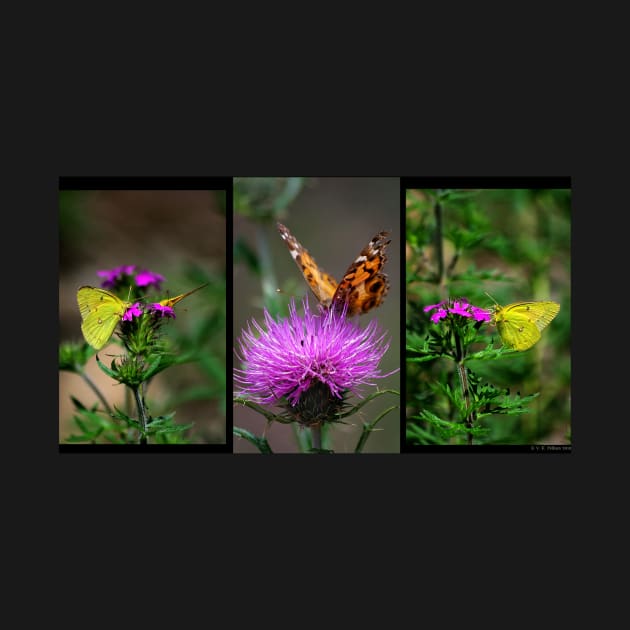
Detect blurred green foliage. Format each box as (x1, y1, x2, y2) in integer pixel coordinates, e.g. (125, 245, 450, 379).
(406, 188, 571, 445)
(233, 177, 310, 319)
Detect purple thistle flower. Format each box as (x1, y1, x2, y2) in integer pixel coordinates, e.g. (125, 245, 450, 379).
(122, 302, 144, 321)
(135, 269, 166, 290)
(149, 303, 176, 318)
(234, 298, 395, 424)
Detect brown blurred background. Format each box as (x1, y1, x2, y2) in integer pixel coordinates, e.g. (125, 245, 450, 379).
(233, 177, 401, 453)
(59, 185, 227, 444)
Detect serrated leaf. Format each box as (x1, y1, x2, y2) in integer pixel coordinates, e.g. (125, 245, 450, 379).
(95, 355, 119, 379)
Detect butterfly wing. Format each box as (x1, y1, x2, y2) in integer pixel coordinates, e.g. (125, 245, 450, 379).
(77, 286, 128, 350)
(527, 301, 561, 332)
(158, 282, 209, 308)
(277, 223, 339, 306)
(494, 301, 560, 351)
(331, 230, 390, 316)
(495, 307, 541, 351)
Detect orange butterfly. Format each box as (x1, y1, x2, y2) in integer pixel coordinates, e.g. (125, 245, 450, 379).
(277, 223, 390, 317)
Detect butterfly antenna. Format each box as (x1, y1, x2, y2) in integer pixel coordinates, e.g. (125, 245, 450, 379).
(187, 281, 210, 297)
(164, 282, 210, 307)
(485, 292, 499, 306)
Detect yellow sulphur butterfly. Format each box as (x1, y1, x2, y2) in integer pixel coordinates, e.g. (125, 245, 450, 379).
(491, 298, 560, 351)
(157, 282, 209, 308)
(77, 286, 131, 351)
(77, 282, 208, 350)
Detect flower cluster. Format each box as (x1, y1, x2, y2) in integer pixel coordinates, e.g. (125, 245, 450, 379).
(149, 303, 176, 318)
(96, 265, 176, 320)
(97, 265, 165, 292)
(424, 299, 491, 324)
(122, 303, 144, 321)
(234, 298, 394, 424)
(120, 302, 175, 321)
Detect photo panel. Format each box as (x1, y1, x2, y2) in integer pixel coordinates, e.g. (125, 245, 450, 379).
(403, 177, 571, 452)
(58, 177, 230, 452)
(233, 177, 401, 454)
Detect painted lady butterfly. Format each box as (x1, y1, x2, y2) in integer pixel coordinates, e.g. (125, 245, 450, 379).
(277, 222, 391, 317)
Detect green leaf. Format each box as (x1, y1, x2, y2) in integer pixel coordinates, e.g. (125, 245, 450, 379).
(71, 396, 87, 411)
(143, 354, 178, 380)
(354, 405, 398, 453)
(95, 355, 120, 379)
(406, 422, 443, 445)
(233, 427, 273, 454)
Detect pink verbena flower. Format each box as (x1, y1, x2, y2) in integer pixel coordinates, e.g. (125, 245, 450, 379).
(470, 305, 491, 322)
(135, 269, 166, 290)
(122, 302, 144, 321)
(424, 299, 491, 323)
(424, 302, 449, 323)
(234, 298, 395, 424)
(149, 303, 176, 318)
(97, 265, 136, 289)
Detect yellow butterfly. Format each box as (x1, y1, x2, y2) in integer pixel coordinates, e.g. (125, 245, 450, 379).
(77, 282, 208, 350)
(157, 282, 209, 308)
(491, 299, 560, 351)
(77, 286, 131, 351)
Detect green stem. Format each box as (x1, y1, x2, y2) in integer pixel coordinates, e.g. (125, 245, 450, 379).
(311, 424, 322, 451)
(452, 323, 474, 445)
(132, 386, 149, 444)
(256, 223, 280, 305)
(434, 192, 445, 291)
(333, 389, 400, 421)
(78, 367, 113, 416)
(455, 361, 474, 445)
(354, 405, 398, 453)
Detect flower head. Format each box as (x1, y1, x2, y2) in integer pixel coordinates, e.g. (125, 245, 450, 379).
(424, 299, 491, 323)
(97, 265, 136, 289)
(234, 298, 394, 424)
(96, 265, 166, 292)
(149, 303, 176, 318)
(122, 302, 144, 321)
(136, 269, 166, 290)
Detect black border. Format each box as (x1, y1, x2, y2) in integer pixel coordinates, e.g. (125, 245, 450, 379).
(58, 445, 235, 454)
(401, 176, 572, 190)
(59, 176, 230, 191)
(58, 176, 233, 454)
